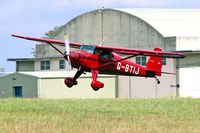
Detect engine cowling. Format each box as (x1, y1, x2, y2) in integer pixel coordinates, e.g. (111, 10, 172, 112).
(70, 51, 79, 60)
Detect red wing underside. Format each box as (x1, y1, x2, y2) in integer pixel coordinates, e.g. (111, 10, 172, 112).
(95, 45, 185, 58)
(12, 34, 81, 48)
(12, 34, 185, 58)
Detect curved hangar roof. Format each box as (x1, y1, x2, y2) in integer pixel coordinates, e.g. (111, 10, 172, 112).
(117, 8, 200, 37)
(55, 8, 164, 49)
(54, 8, 200, 52)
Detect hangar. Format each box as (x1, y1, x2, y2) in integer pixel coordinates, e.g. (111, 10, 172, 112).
(0, 71, 116, 98)
(7, 8, 200, 98)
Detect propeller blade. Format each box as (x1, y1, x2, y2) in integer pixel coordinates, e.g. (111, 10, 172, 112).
(67, 56, 71, 66)
(64, 35, 72, 69)
(64, 35, 70, 55)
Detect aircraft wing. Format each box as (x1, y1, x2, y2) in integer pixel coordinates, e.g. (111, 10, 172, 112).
(12, 34, 185, 58)
(12, 34, 81, 48)
(96, 45, 185, 58)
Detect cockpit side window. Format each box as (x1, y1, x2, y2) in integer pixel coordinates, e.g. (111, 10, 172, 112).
(97, 49, 114, 60)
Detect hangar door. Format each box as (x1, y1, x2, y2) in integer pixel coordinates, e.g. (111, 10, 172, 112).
(179, 67, 200, 98)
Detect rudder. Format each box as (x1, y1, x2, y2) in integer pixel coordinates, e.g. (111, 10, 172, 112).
(146, 48, 162, 76)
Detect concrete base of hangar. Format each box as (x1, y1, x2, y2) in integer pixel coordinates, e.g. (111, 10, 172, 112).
(118, 76, 177, 99)
(117, 58, 178, 99)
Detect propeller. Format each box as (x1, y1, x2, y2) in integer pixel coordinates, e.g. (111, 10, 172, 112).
(64, 35, 72, 69)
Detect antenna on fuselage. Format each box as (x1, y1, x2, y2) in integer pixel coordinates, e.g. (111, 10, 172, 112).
(99, 35, 107, 46)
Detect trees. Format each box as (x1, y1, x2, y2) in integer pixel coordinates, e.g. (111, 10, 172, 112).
(44, 25, 64, 39)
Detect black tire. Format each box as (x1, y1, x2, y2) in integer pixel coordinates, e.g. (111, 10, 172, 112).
(66, 84, 73, 88)
(92, 88, 100, 91)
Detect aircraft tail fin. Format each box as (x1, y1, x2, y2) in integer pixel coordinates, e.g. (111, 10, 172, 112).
(146, 48, 162, 76)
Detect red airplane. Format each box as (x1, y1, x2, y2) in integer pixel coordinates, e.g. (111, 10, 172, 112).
(12, 34, 185, 91)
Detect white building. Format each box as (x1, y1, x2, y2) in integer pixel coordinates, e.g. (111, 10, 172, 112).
(0, 71, 116, 98)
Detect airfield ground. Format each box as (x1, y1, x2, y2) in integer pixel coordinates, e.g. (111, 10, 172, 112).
(0, 98, 200, 133)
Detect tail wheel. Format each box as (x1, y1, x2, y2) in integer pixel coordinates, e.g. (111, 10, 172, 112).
(154, 76, 160, 84)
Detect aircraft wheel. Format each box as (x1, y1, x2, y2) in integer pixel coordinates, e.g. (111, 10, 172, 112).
(91, 80, 104, 91)
(66, 84, 73, 88)
(157, 81, 160, 84)
(64, 77, 77, 88)
(92, 87, 100, 91)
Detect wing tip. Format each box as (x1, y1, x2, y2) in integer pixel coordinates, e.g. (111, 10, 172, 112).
(11, 34, 25, 39)
(11, 34, 17, 37)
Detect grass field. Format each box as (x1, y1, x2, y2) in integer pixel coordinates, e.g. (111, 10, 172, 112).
(0, 98, 200, 133)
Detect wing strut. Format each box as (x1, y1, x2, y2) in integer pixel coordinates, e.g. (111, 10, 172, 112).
(47, 42, 64, 56)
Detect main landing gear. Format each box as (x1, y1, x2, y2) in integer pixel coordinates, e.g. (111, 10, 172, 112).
(64, 68, 84, 88)
(91, 70, 104, 91)
(154, 76, 160, 84)
(64, 68, 104, 91)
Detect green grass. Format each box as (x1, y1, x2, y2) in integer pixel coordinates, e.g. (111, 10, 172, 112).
(0, 98, 200, 133)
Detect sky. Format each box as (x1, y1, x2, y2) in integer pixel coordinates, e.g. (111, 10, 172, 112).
(1, 0, 200, 72)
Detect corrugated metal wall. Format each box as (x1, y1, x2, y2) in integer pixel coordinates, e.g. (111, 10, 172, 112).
(38, 76, 116, 98)
(0, 73, 37, 98)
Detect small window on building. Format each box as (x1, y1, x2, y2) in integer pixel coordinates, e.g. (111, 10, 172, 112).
(59, 60, 65, 69)
(162, 57, 166, 65)
(136, 56, 146, 66)
(41, 60, 50, 70)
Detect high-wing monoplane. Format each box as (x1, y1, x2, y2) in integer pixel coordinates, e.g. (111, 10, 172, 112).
(12, 34, 185, 91)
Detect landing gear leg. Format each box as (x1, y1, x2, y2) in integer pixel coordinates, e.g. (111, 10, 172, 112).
(73, 67, 84, 81)
(91, 70, 104, 91)
(64, 67, 84, 88)
(154, 76, 160, 84)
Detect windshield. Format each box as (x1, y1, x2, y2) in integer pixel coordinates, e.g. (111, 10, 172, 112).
(80, 44, 96, 54)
